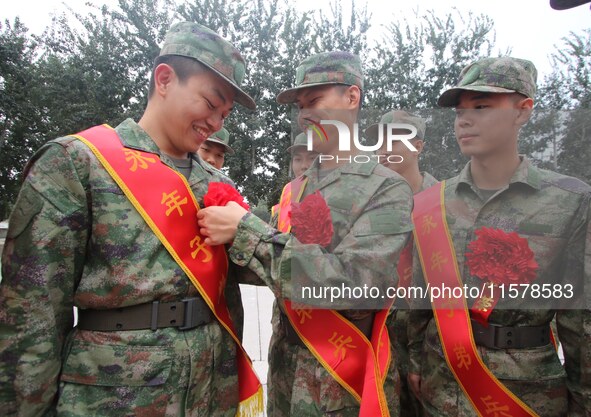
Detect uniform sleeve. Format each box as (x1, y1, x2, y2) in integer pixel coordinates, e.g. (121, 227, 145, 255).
(228, 177, 413, 310)
(556, 194, 591, 416)
(0, 142, 89, 416)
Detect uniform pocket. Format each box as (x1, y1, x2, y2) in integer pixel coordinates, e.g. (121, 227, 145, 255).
(60, 340, 172, 387)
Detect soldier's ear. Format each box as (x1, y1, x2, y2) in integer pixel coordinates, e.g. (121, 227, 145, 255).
(515, 96, 534, 126)
(414, 139, 424, 155)
(154, 64, 176, 97)
(346, 85, 361, 109)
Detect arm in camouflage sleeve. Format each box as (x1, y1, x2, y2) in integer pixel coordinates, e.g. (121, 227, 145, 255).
(0, 143, 88, 416)
(228, 176, 413, 310)
(556, 195, 591, 416)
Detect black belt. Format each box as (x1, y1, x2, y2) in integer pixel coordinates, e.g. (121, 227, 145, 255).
(471, 319, 551, 349)
(77, 298, 213, 331)
(281, 312, 374, 347)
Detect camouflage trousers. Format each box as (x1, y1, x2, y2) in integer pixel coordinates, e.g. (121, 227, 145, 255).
(387, 309, 423, 417)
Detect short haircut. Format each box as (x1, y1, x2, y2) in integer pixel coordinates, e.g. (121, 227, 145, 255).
(148, 55, 207, 98)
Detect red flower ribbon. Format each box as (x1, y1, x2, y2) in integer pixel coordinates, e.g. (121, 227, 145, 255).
(203, 182, 250, 210)
(290, 190, 333, 247)
(465, 227, 538, 325)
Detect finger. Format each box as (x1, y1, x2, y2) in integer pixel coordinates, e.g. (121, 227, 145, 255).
(200, 227, 209, 237)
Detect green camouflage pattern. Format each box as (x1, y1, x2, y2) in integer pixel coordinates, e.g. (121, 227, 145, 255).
(276, 51, 364, 104)
(407, 158, 591, 416)
(161, 21, 256, 110)
(365, 110, 428, 142)
(438, 56, 537, 107)
(230, 157, 414, 415)
(206, 127, 234, 154)
(0, 119, 245, 416)
(387, 171, 438, 417)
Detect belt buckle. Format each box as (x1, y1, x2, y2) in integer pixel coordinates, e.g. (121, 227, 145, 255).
(179, 297, 204, 330)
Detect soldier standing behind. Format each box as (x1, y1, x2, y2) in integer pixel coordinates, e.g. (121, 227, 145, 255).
(197, 51, 414, 416)
(198, 127, 234, 170)
(0, 22, 263, 417)
(407, 57, 591, 416)
(288, 132, 320, 178)
(366, 110, 438, 417)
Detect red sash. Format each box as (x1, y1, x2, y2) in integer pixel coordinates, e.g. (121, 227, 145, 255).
(276, 177, 391, 417)
(413, 181, 539, 417)
(72, 125, 263, 417)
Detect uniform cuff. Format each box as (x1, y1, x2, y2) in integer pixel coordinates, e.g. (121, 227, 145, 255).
(229, 212, 276, 266)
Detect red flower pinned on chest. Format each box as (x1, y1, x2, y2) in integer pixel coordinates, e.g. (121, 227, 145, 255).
(465, 227, 538, 285)
(290, 191, 334, 247)
(466, 227, 538, 326)
(203, 182, 250, 210)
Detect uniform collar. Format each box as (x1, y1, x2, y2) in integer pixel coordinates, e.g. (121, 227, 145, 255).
(114, 118, 215, 186)
(304, 154, 377, 190)
(455, 155, 541, 192)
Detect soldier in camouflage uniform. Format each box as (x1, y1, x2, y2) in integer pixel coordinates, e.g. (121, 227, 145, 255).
(407, 57, 591, 416)
(197, 51, 414, 416)
(198, 127, 234, 170)
(0, 22, 256, 416)
(366, 110, 438, 417)
(288, 132, 320, 178)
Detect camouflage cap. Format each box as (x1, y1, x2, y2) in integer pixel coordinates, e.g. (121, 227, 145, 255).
(438, 57, 537, 107)
(276, 51, 364, 104)
(205, 127, 234, 154)
(160, 21, 256, 110)
(286, 132, 316, 153)
(365, 110, 426, 141)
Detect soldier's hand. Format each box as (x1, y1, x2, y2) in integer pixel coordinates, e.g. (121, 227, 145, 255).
(197, 201, 248, 246)
(408, 373, 421, 399)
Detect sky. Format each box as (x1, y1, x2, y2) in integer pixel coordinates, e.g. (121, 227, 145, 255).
(2, 0, 590, 79)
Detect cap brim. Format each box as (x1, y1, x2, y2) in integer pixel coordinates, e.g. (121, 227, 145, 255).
(191, 57, 257, 110)
(205, 138, 235, 155)
(437, 85, 516, 107)
(286, 144, 311, 153)
(550, 0, 591, 9)
(276, 81, 351, 104)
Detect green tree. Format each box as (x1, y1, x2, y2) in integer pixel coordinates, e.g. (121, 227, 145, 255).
(364, 9, 499, 180)
(538, 30, 591, 182)
(0, 19, 45, 219)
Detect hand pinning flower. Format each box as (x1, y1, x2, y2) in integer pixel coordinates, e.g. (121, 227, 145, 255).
(203, 182, 250, 210)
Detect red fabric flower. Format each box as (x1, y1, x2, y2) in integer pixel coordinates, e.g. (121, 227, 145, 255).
(290, 191, 333, 247)
(465, 227, 538, 285)
(203, 182, 250, 210)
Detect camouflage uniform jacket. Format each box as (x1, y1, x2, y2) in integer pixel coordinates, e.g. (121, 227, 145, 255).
(407, 157, 591, 417)
(230, 158, 414, 416)
(0, 119, 244, 417)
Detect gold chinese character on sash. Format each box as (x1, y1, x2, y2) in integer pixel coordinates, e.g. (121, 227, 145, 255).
(453, 344, 472, 370)
(328, 332, 357, 360)
(123, 149, 156, 172)
(190, 236, 213, 263)
(294, 308, 313, 324)
(481, 396, 513, 417)
(421, 214, 437, 235)
(161, 190, 188, 217)
(474, 296, 494, 312)
(441, 298, 457, 318)
(430, 251, 448, 273)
